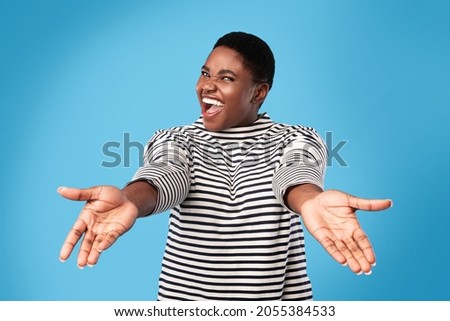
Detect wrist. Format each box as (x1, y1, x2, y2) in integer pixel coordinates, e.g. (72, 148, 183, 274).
(285, 184, 323, 214)
(122, 180, 158, 218)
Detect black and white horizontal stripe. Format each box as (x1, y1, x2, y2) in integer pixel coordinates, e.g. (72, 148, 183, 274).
(129, 113, 327, 300)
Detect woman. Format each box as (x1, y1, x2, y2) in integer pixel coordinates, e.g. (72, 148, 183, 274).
(58, 31, 392, 300)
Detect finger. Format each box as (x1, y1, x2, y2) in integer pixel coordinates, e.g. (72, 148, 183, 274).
(86, 236, 103, 267)
(98, 229, 121, 252)
(87, 230, 120, 265)
(347, 195, 393, 212)
(57, 186, 99, 202)
(314, 228, 347, 265)
(334, 240, 361, 273)
(59, 219, 87, 262)
(353, 228, 376, 266)
(77, 230, 96, 269)
(343, 237, 372, 274)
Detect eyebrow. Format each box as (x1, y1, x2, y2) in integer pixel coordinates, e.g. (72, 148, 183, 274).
(201, 65, 238, 78)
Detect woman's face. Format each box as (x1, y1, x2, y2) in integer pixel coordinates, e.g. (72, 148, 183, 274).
(196, 46, 267, 131)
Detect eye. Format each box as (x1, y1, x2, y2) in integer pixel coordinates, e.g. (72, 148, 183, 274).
(222, 76, 234, 82)
(201, 70, 210, 78)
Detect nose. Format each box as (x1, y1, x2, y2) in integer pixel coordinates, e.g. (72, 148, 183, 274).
(201, 76, 217, 93)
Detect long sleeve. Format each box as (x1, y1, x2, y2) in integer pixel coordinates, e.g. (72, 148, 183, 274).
(152, 114, 317, 300)
(272, 126, 327, 210)
(128, 129, 191, 215)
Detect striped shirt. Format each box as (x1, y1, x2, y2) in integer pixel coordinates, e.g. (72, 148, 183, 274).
(129, 113, 327, 300)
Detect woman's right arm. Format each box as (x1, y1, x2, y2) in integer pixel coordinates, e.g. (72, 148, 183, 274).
(122, 180, 158, 218)
(58, 181, 158, 268)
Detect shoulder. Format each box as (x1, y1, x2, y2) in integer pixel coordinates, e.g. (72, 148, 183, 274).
(148, 123, 201, 148)
(270, 122, 327, 163)
(268, 121, 324, 145)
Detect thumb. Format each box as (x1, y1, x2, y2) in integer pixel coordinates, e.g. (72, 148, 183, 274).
(57, 186, 99, 202)
(347, 194, 393, 212)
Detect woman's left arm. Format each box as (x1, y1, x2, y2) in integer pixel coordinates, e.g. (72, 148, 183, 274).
(285, 184, 392, 275)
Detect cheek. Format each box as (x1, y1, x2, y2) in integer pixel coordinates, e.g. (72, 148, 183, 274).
(227, 88, 251, 105)
(222, 86, 242, 102)
(195, 79, 203, 94)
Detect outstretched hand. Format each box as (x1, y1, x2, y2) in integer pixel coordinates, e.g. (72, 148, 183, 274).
(58, 185, 139, 268)
(300, 189, 392, 275)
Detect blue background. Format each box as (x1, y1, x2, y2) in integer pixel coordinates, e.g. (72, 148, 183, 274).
(1, 0, 449, 300)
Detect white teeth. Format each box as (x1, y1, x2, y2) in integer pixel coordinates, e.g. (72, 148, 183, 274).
(202, 97, 224, 106)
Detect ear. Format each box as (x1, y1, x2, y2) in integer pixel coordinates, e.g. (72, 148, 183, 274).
(252, 83, 270, 105)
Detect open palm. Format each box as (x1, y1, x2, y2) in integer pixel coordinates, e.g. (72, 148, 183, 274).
(58, 186, 139, 268)
(300, 189, 392, 274)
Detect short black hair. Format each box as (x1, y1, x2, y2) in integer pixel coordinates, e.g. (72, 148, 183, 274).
(213, 31, 275, 90)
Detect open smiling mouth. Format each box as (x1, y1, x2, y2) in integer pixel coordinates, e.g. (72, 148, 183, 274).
(202, 97, 225, 117)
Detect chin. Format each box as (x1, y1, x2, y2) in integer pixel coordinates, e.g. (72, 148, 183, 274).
(203, 122, 224, 132)
(202, 118, 230, 132)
